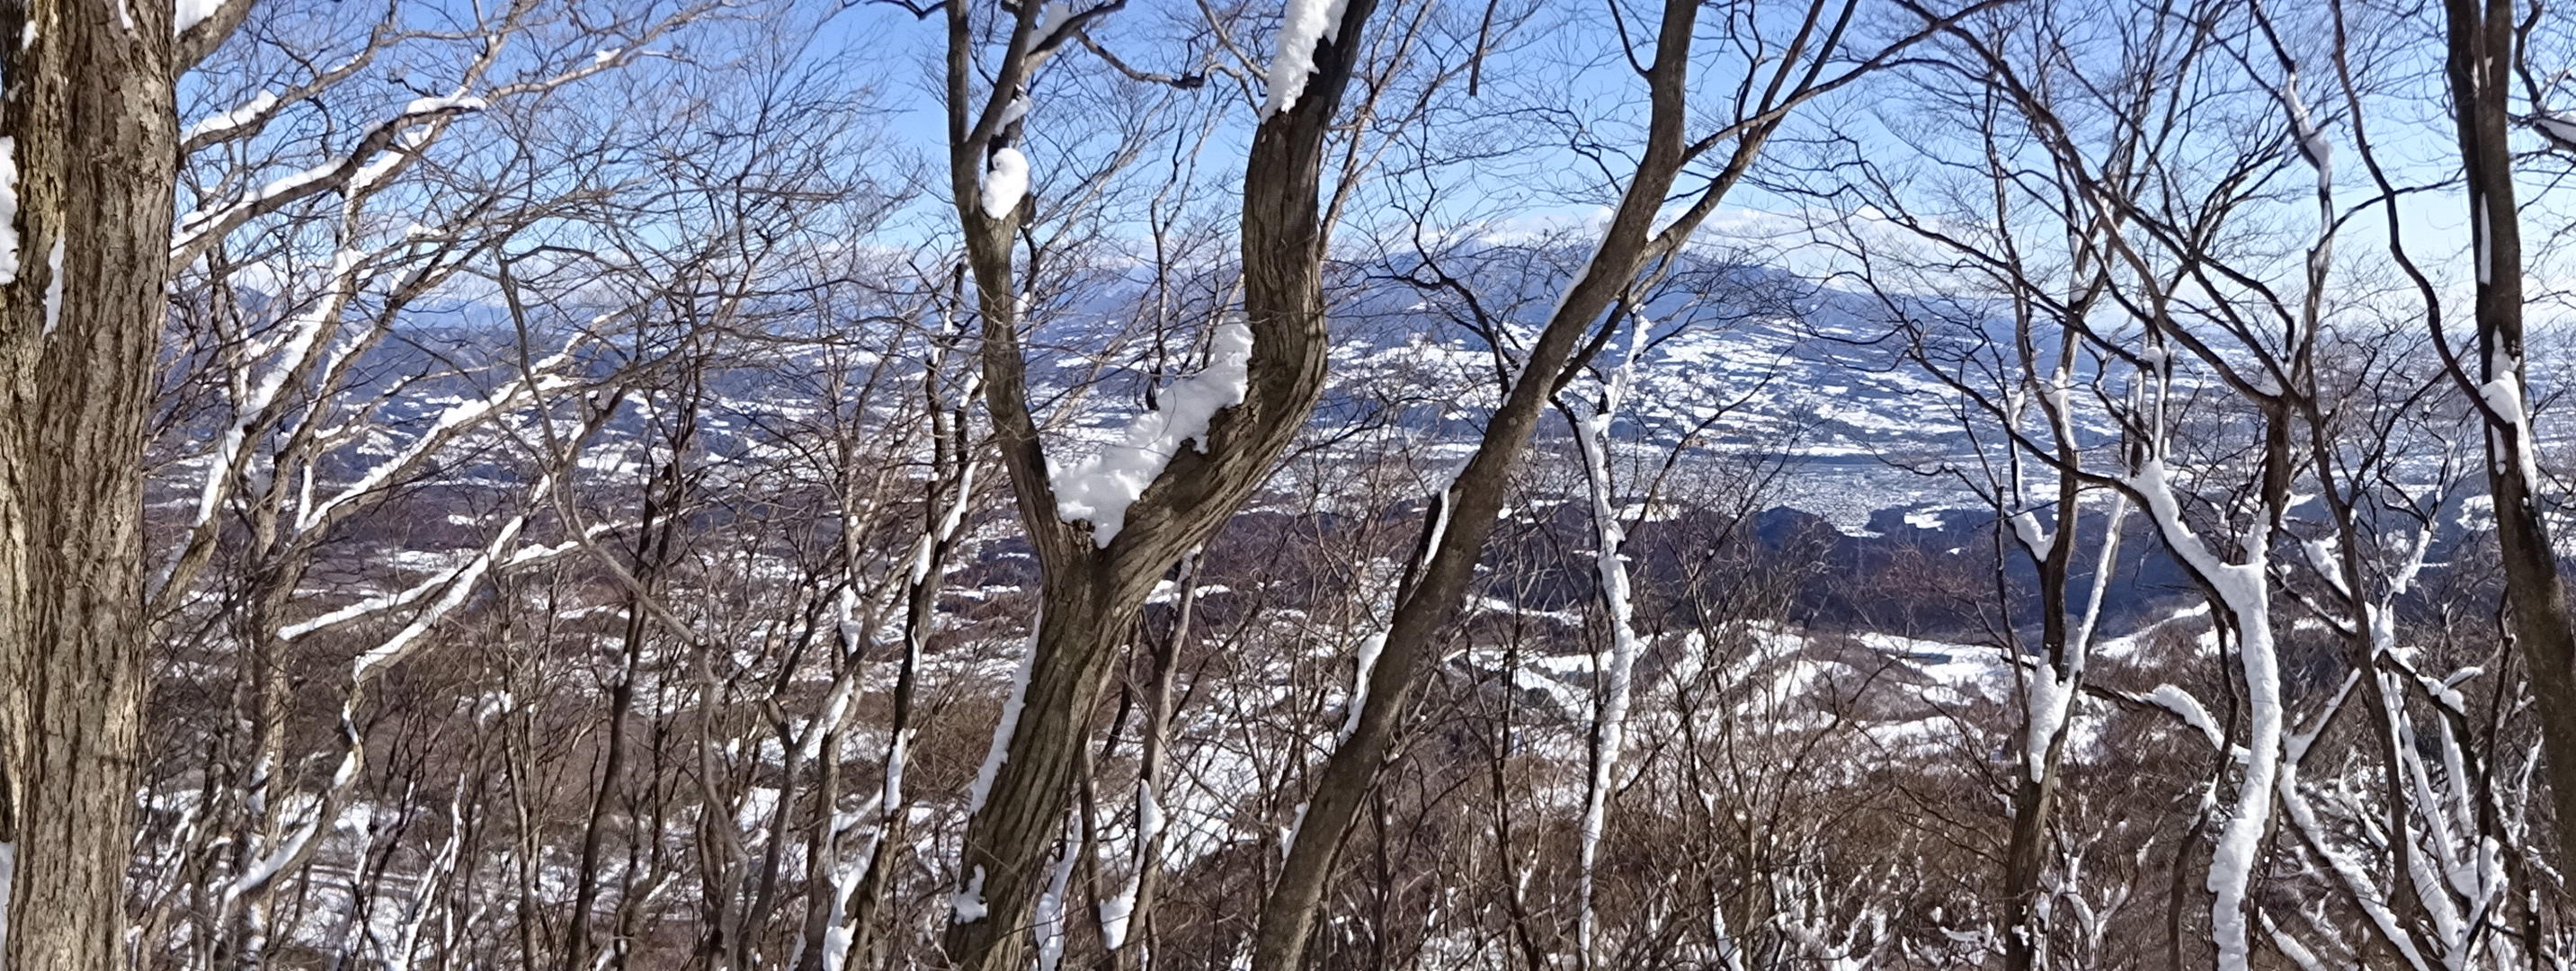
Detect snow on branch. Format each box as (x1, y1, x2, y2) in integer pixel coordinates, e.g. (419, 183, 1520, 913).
(189, 246, 377, 530)
(980, 146, 1030, 219)
(277, 521, 611, 643)
(2138, 684, 2223, 751)
(1261, 0, 1352, 117)
(171, 98, 484, 266)
(2283, 76, 2331, 185)
(171, 18, 691, 269)
(1049, 321, 1254, 546)
(294, 339, 592, 534)
(184, 90, 281, 145)
(2119, 454, 2282, 971)
(2536, 109, 2576, 150)
(347, 498, 538, 684)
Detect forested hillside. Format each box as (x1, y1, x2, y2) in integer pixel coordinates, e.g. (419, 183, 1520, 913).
(2, 0, 2573, 967)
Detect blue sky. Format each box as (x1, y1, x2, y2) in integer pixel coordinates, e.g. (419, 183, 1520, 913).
(771, 0, 2506, 307)
(174, 0, 2513, 316)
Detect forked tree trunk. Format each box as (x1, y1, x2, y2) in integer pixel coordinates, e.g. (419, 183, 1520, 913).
(933, 2, 1382, 966)
(0, 1, 184, 968)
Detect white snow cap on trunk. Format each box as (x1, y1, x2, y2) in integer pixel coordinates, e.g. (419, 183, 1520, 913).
(40, 237, 61, 335)
(1051, 321, 1255, 545)
(1261, 0, 1351, 117)
(2285, 87, 2331, 179)
(950, 866, 989, 922)
(174, 0, 223, 34)
(2008, 509, 2052, 559)
(0, 137, 20, 285)
(967, 627, 1041, 814)
(2479, 374, 2545, 488)
(980, 147, 1030, 219)
(1338, 632, 1386, 741)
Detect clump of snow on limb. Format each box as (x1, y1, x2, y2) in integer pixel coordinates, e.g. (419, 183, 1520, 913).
(2144, 683, 2223, 751)
(0, 137, 19, 285)
(2284, 84, 2331, 181)
(1029, 1, 1073, 46)
(2536, 110, 2576, 149)
(403, 94, 488, 116)
(949, 866, 988, 922)
(980, 147, 1029, 219)
(1050, 321, 1254, 545)
(174, 0, 225, 34)
(1261, 0, 1351, 117)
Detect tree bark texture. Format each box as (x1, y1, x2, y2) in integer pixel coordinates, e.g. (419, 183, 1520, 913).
(0, 2, 182, 969)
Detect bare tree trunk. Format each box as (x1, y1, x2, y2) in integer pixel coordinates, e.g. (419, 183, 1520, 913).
(2439, 0, 2576, 889)
(1100, 552, 1190, 971)
(567, 443, 688, 971)
(2000, 508, 2074, 971)
(1250, 4, 1755, 964)
(0, 0, 196, 967)
(1999, 258, 2112, 971)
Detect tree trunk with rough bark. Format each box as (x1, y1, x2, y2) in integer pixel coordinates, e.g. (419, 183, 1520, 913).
(0, 1, 188, 968)
(2442, 0, 2576, 888)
